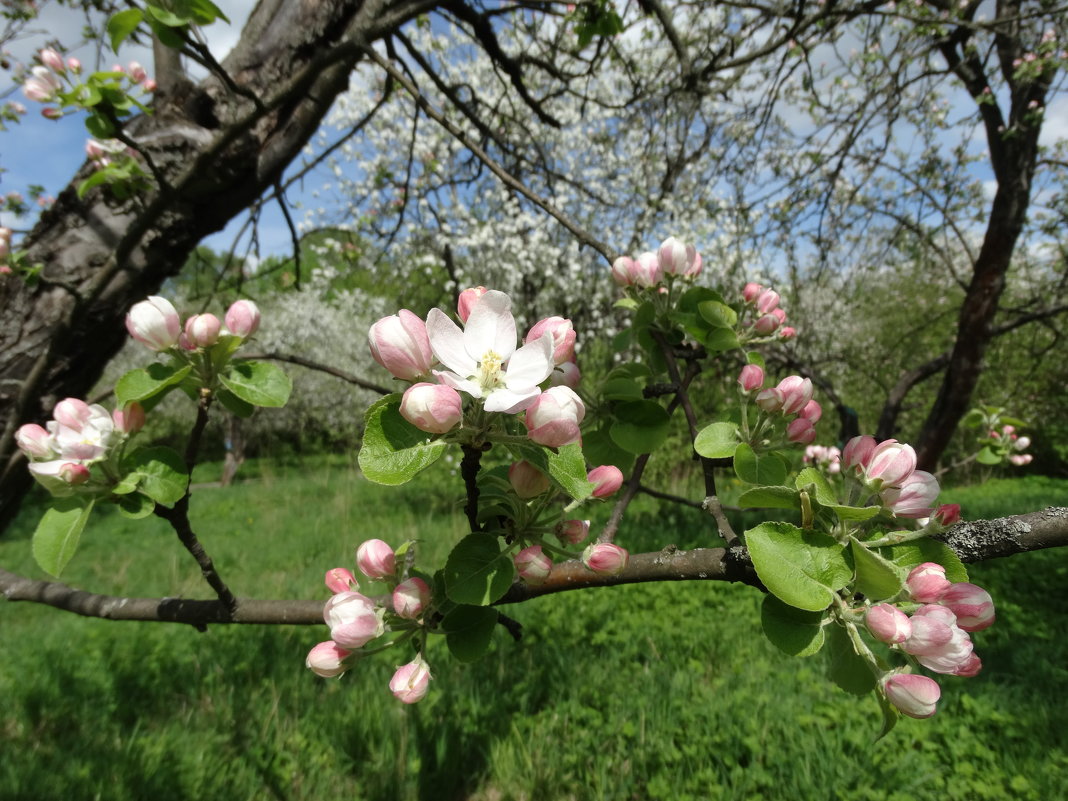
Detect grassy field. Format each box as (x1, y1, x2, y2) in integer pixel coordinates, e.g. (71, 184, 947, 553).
(1, 462, 1066, 801)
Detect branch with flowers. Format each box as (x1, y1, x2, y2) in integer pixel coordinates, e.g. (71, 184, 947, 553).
(5, 228, 1067, 730)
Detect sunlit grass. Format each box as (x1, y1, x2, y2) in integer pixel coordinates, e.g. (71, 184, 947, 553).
(1, 467, 1066, 800)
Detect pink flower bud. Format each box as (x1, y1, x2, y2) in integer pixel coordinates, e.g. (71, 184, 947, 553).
(58, 462, 91, 485)
(23, 67, 60, 102)
(368, 310, 434, 380)
(934, 504, 961, 526)
(224, 299, 261, 338)
(509, 460, 550, 499)
(938, 583, 995, 632)
(40, 106, 62, 120)
(865, 439, 917, 487)
(883, 674, 940, 719)
(582, 542, 629, 575)
(952, 653, 983, 677)
(323, 591, 384, 648)
(400, 383, 463, 434)
(786, 417, 817, 445)
(184, 313, 222, 348)
(390, 654, 432, 703)
(1014, 435, 1031, 450)
(142, 78, 158, 93)
(550, 360, 581, 389)
(756, 289, 780, 313)
(356, 539, 396, 579)
(657, 236, 699, 277)
(685, 250, 702, 278)
(126, 296, 181, 350)
(556, 519, 590, 545)
(587, 465, 624, 498)
(630, 252, 663, 287)
(755, 388, 784, 412)
(902, 611, 955, 656)
(53, 398, 91, 431)
(525, 317, 576, 365)
(842, 435, 876, 471)
(67, 57, 82, 74)
(610, 256, 636, 286)
(457, 286, 488, 322)
(40, 49, 65, 73)
(914, 624, 974, 675)
(753, 313, 780, 335)
(742, 282, 763, 302)
(867, 603, 912, 644)
(881, 470, 939, 518)
(127, 61, 147, 83)
(514, 545, 553, 584)
(15, 423, 54, 459)
(776, 376, 813, 415)
(392, 577, 431, 619)
(325, 567, 358, 594)
(112, 401, 145, 434)
(306, 641, 352, 678)
(905, 563, 951, 603)
(525, 386, 585, 447)
(1009, 453, 1033, 466)
(796, 400, 820, 423)
(738, 364, 764, 393)
(779, 326, 797, 340)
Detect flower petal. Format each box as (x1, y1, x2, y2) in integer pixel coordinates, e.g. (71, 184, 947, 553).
(505, 334, 554, 389)
(434, 370, 483, 398)
(426, 309, 476, 377)
(464, 290, 516, 361)
(485, 386, 541, 414)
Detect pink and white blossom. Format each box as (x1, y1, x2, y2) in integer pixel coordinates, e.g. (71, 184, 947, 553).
(587, 465, 624, 498)
(582, 542, 628, 575)
(184, 313, 222, 348)
(525, 386, 585, 447)
(126, 296, 181, 351)
(881, 470, 939, 518)
(325, 568, 359, 594)
(737, 364, 764, 393)
(306, 641, 352, 678)
(514, 545, 553, 584)
(390, 654, 432, 703)
(356, 539, 396, 580)
(225, 299, 261, 338)
(392, 577, 431, 619)
(864, 439, 917, 487)
(525, 317, 576, 365)
(457, 286, 488, 322)
(657, 236, 699, 277)
(905, 563, 951, 603)
(400, 383, 463, 434)
(557, 519, 590, 545)
(866, 603, 911, 644)
(426, 290, 554, 413)
(323, 591, 385, 649)
(509, 460, 550, 499)
(883, 674, 940, 719)
(938, 583, 995, 632)
(369, 310, 435, 381)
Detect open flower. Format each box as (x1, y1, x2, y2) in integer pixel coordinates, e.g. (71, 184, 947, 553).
(426, 290, 554, 413)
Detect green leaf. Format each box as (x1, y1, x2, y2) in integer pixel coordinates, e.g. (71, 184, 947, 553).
(976, 445, 1002, 465)
(601, 377, 644, 401)
(832, 504, 881, 522)
(85, 113, 116, 139)
(145, 15, 186, 47)
(826, 624, 877, 696)
(216, 389, 254, 418)
(443, 534, 516, 606)
(613, 297, 640, 311)
(107, 8, 144, 52)
(442, 605, 498, 662)
(693, 422, 740, 459)
(123, 446, 188, 506)
(115, 492, 155, 519)
(745, 522, 851, 611)
(609, 400, 670, 455)
(703, 327, 740, 353)
(219, 361, 292, 408)
(746, 351, 766, 369)
(738, 485, 799, 510)
(761, 595, 826, 657)
(32, 497, 95, 577)
(546, 443, 595, 501)
(876, 540, 968, 583)
(358, 395, 447, 485)
(795, 467, 837, 506)
(677, 286, 727, 314)
(734, 444, 788, 486)
(850, 538, 905, 601)
(115, 363, 192, 404)
(581, 428, 635, 476)
(875, 689, 900, 740)
(697, 300, 738, 329)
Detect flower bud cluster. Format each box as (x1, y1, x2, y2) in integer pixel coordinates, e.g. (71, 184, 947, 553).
(986, 423, 1034, 467)
(740, 282, 795, 340)
(611, 235, 702, 288)
(125, 296, 260, 352)
(739, 366, 821, 445)
(15, 398, 144, 496)
(24, 50, 154, 121)
(842, 435, 940, 519)
(866, 563, 995, 718)
(372, 289, 586, 447)
(307, 538, 434, 704)
(0, 226, 12, 274)
(802, 444, 841, 474)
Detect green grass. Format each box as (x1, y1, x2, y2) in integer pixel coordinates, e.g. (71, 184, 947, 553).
(1, 466, 1067, 801)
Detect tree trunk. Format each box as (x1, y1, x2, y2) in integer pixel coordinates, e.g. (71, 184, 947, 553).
(0, 0, 436, 528)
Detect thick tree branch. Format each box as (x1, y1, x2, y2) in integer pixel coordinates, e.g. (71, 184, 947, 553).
(3, 508, 1067, 625)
